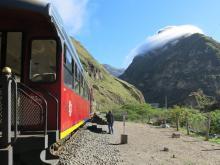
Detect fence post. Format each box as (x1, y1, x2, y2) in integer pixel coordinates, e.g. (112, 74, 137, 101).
(205, 113, 211, 141)
(176, 114, 179, 131)
(186, 113, 190, 135)
(0, 67, 13, 165)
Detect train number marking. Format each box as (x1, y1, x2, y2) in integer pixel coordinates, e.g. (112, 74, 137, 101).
(68, 100, 72, 117)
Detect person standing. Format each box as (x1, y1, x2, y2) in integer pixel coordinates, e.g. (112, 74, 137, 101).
(106, 111, 114, 134)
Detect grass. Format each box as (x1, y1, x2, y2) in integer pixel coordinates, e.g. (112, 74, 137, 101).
(179, 127, 220, 144)
(209, 138, 220, 144)
(72, 38, 144, 112)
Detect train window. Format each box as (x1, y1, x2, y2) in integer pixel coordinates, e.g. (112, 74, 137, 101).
(64, 66, 73, 89)
(80, 76, 84, 96)
(72, 60, 75, 88)
(72, 60, 75, 77)
(64, 46, 76, 89)
(30, 40, 57, 82)
(74, 64, 80, 94)
(6, 32, 22, 75)
(75, 64, 78, 80)
(83, 83, 87, 98)
(87, 86, 89, 99)
(65, 49, 72, 71)
(75, 79, 80, 94)
(77, 68, 81, 81)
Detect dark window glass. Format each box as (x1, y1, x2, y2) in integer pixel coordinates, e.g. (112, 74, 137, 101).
(72, 60, 75, 88)
(64, 47, 76, 90)
(87, 86, 90, 100)
(80, 75, 84, 96)
(30, 40, 57, 82)
(84, 83, 87, 98)
(75, 64, 78, 80)
(64, 66, 73, 89)
(74, 79, 80, 94)
(66, 49, 72, 71)
(73, 63, 80, 94)
(6, 32, 22, 75)
(0, 32, 2, 63)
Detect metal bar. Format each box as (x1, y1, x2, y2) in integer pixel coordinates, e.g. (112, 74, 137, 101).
(47, 92, 59, 130)
(18, 88, 44, 125)
(32, 87, 59, 130)
(18, 83, 47, 134)
(10, 78, 17, 142)
(2, 74, 11, 147)
(0, 71, 14, 165)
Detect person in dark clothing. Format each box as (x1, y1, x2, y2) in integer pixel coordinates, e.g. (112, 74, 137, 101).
(106, 111, 114, 134)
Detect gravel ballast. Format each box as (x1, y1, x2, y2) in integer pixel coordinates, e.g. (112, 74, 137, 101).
(58, 124, 121, 165)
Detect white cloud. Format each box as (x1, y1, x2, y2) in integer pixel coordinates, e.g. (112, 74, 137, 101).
(124, 25, 204, 68)
(46, 0, 89, 35)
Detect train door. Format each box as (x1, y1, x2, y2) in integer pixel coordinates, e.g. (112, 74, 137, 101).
(0, 32, 22, 81)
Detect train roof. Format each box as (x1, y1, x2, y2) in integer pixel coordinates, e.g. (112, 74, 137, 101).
(0, 0, 49, 15)
(0, 0, 87, 84)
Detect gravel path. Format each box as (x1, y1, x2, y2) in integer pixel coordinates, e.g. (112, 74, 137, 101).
(112, 122, 220, 165)
(58, 124, 121, 165)
(57, 122, 220, 165)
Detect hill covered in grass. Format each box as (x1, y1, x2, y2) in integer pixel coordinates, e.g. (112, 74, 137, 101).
(72, 39, 145, 112)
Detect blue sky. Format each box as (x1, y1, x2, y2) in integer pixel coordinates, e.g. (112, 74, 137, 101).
(50, 0, 220, 69)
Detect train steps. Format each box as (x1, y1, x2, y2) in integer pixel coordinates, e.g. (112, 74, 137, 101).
(14, 131, 59, 165)
(0, 131, 59, 165)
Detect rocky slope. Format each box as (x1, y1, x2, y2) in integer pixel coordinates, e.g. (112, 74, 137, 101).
(103, 64, 125, 77)
(120, 33, 220, 107)
(72, 39, 145, 112)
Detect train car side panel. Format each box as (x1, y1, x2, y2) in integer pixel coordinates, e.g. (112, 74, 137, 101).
(60, 84, 90, 139)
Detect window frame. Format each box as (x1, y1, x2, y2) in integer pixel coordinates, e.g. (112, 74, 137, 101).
(63, 44, 89, 100)
(64, 45, 75, 90)
(29, 37, 59, 84)
(0, 31, 24, 79)
(64, 46, 81, 95)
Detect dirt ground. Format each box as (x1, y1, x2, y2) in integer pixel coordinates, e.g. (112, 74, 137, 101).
(108, 122, 220, 165)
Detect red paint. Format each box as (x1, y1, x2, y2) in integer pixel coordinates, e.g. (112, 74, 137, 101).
(60, 85, 90, 131)
(0, 7, 91, 134)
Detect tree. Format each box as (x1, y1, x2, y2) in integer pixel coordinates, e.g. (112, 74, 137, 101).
(169, 106, 185, 131)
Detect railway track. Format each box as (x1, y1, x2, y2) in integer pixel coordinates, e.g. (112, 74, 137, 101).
(57, 123, 121, 165)
(50, 126, 82, 157)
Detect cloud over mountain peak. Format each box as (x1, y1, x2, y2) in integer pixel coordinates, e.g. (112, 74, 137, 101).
(124, 25, 204, 68)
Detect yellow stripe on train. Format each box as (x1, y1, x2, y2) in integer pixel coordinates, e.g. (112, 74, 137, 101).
(60, 120, 85, 139)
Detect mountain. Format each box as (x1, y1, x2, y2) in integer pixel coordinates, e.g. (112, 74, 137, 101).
(72, 39, 145, 112)
(120, 33, 220, 107)
(103, 64, 125, 77)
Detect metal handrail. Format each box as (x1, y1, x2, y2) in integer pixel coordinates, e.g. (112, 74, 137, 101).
(0, 74, 16, 147)
(18, 88, 44, 125)
(9, 77, 18, 142)
(47, 92, 59, 130)
(18, 83, 48, 135)
(33, 87, 59, 130)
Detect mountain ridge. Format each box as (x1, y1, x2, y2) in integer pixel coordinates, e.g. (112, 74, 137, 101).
(120, 33, 220, 107)
(103, 64, 125, 77)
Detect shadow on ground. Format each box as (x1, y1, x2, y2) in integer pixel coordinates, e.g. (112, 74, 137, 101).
(201, 149, 220, 151)
(87, 125, 107, 134)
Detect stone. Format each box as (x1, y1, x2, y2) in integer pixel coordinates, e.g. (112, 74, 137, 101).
(172, 133, 181, 138)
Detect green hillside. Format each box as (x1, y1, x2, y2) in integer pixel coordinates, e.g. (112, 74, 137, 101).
(72, 39, 145, 112)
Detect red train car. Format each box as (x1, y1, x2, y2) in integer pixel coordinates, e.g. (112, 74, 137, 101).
(0, 0, 92, 139)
